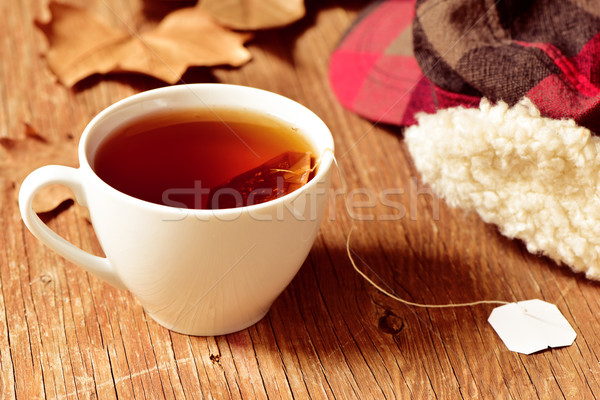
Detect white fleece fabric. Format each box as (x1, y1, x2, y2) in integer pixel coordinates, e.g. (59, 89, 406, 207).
(405, 98, 600, 279)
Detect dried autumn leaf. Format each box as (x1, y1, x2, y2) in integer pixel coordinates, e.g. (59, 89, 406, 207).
(199, 0, 305, 30)
(36, 1, 252, 86)
(1, 123, 79, 213)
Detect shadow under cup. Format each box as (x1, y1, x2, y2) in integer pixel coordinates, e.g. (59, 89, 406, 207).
(20, 84, 334, 336)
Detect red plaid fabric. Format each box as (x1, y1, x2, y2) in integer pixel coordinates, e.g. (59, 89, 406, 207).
(329, 0, 600, 132)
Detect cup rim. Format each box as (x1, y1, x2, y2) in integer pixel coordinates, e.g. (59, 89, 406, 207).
(79, 83, 335, 215)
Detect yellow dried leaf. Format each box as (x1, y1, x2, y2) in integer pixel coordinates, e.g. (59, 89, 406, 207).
(199, 0, 305, 30)
(36, 1, 253, 86)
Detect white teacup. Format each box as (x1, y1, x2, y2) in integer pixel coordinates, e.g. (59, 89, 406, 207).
(19, 84, 334, 336)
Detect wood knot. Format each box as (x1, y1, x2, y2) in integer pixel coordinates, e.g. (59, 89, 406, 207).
(378, 310, 404, 335)
(40, 273, 53, 284)
(209, 354, 220, 364)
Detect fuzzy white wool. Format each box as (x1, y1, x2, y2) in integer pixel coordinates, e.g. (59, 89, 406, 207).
(405, 98, 600, 279)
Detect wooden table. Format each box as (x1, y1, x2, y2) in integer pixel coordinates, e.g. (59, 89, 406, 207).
(3, 1, 600, 398)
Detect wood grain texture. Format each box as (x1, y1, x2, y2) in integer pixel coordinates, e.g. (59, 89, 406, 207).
(3, 0, 600, 399)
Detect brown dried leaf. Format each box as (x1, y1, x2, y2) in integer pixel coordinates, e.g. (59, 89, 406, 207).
(1, 123, 79, 213)
(199, 0, 305, 30)
(36, 1, 252, 86)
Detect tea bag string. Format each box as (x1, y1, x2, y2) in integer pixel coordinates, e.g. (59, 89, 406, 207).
(325, 149, 510, 309)
(270, 151, 325, 175)
(345, 226, 509, 308)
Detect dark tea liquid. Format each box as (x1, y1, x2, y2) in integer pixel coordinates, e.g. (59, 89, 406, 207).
(93, 108, 315, 209)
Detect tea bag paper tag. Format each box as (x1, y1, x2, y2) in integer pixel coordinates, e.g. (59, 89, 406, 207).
(488, 299, 576, 355)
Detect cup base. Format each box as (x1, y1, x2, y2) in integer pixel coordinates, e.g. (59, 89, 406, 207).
(145, 307, 270, 336)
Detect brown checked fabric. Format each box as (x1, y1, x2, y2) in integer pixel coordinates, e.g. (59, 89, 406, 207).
(329, 0, 600, 132)
(413, 0, 600, 130)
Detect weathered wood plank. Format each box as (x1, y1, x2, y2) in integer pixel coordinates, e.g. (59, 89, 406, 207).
(3, 0, 600, 398)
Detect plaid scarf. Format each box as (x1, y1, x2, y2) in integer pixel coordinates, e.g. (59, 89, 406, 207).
(329, 0, 600, 132)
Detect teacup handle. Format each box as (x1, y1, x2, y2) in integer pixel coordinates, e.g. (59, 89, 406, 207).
(19, 165, 126, 290)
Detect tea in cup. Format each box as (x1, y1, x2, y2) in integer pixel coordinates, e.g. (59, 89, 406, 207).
(19, 84, 334, 336)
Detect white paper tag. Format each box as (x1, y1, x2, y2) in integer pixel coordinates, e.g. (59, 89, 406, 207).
(488, 299, 576, 355)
